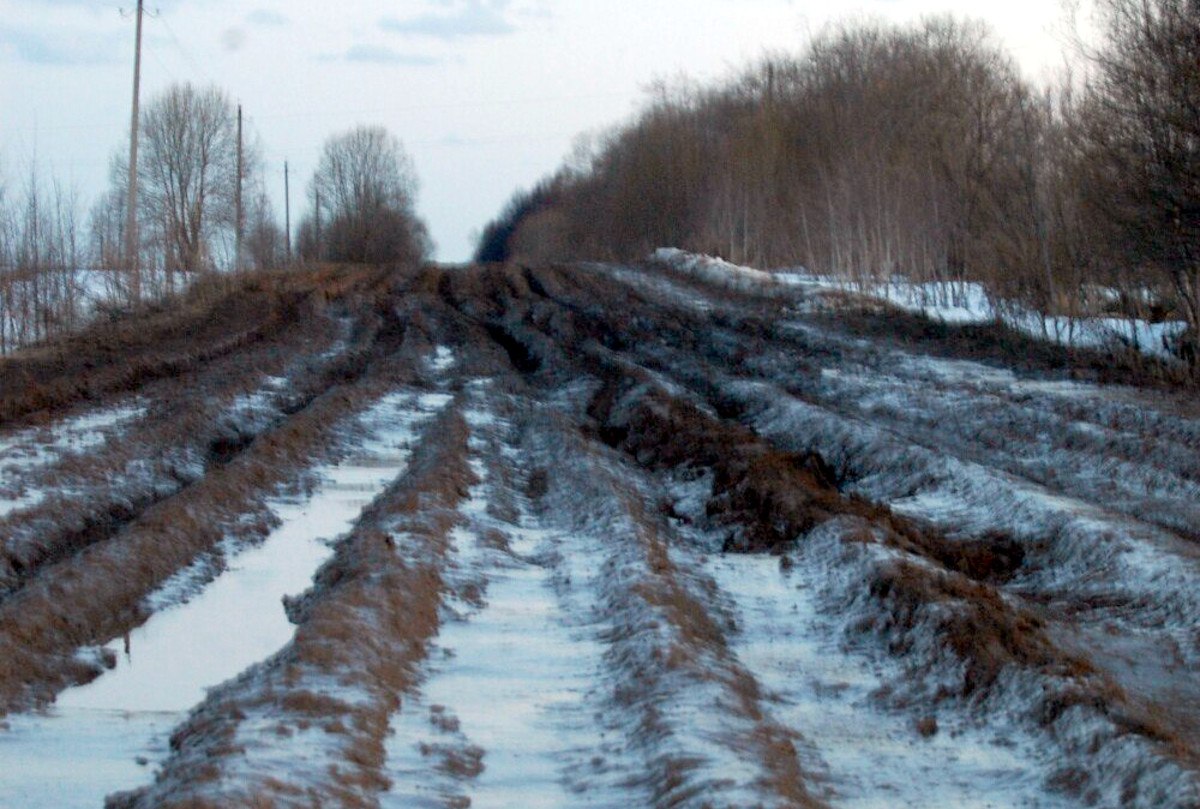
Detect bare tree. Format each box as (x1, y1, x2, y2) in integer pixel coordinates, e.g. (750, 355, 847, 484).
(244, 189, 284, 271)
(0, 164, 84, 352)
(486, 16, 1041, 293)
(307, 125, 428, 264)
(140, 83, 244, 279)
(1078, 0, 1200, 357)
(99, 83, 254, 295)
(474, 178, 564, 263)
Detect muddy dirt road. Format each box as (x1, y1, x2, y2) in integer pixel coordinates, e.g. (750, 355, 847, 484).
(0, 261, 1197, 808)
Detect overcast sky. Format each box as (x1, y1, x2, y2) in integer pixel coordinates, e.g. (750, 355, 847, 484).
(0, 0, 1085, 262)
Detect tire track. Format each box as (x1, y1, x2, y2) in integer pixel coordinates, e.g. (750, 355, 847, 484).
(385, 395, 631, 808)
(107, 388, 468, 809)
(0, 390, 443, 809)
(2, 262, 1197, 808)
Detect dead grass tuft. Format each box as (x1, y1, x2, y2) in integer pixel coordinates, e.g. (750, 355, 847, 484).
(817, 302, 1198, 390)
(865, 558, 1068, 696)
(114, 394, 476, 808)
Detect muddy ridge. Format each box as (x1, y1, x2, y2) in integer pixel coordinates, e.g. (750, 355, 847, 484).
(1, 261, 1197, 808)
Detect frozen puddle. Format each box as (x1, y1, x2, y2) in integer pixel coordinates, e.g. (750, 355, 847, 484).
(704, 551, 1080, 809)
(385, 413, 612, 808)
(0, 391, 449, 809)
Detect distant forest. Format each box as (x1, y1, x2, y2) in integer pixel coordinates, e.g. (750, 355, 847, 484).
(478, 1, 1200, 365)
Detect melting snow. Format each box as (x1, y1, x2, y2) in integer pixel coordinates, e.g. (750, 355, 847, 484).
(385, 406, 621, 808)
(703, 548, 1078, 808)
(655, 248, 1189, 361)
(0, 392, 446, 809)
(0, 402, 146, 519)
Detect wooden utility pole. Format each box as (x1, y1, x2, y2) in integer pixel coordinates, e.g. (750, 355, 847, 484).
(235, 104, 244, 272)
(284, 160, 292, 265)
(125, 0, 144, 301)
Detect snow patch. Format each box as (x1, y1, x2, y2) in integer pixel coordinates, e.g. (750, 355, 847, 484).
(651, 247, 777, 293)
(658, 249, 1189, 360)
(386, 405, 624, 807)
(0, 401, 146, 519)
(429, 346, 455, 373)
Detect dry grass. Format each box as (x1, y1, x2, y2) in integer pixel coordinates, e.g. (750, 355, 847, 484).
(3, 270, 305, 423)
(863, 556, 1075, 696)
(579, 362, 1199, 780)
(116, 403, 479, 808)
(0, 264, 442, 713)
(814, 300, 1199, 390)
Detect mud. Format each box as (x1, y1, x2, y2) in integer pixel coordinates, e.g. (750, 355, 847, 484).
(0, 261, 1197, 808)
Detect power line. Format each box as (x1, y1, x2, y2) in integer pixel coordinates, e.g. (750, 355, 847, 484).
(3, 89, 633, 136)
(142, 37, 180, 84)
(155, 12, 217, 85)
(245, 90, 635, 122)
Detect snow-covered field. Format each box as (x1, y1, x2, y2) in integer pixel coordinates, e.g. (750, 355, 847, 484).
(0, 261, 1196, 808)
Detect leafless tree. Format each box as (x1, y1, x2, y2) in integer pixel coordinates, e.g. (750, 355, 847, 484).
(1077, 0, 1200, 356)
(140, 83, 244, 279)
(485, 16, 1042, 295)
(98, 83, 255, 296)
(0, 163, 84, 352)
(306, 125, 428, 264)
(244, 189, 284, 271)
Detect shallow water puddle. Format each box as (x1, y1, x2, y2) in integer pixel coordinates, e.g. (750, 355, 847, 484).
(0, 392, 447, 809)
(704, 553, 1080, 809)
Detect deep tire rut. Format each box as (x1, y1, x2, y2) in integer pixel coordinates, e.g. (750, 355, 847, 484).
(2, 262, 1197, 809)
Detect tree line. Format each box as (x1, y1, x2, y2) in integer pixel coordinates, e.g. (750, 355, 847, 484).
(0, 83, 427, 353)
(477, 1, 1200, 364)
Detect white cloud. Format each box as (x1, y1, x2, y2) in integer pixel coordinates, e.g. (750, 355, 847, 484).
(246, 9, 289, 28)
(340, 44, 442, 66)
(380, 0, 516, 41)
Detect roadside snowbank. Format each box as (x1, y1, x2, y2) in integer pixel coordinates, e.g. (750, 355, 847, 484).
(650, 247, 777, 293)
(653, 249, 1189, 360)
